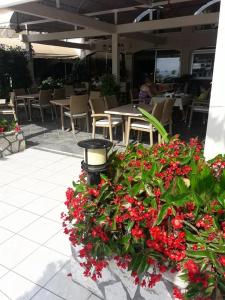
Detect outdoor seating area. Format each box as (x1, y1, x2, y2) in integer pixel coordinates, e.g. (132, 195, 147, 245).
(0, 0, 224, 299)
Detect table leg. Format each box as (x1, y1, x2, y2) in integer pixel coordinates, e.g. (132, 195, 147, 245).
(123, 116, 128, 145)
(61, 106, 64, 131)
(28, 99, 32, 121)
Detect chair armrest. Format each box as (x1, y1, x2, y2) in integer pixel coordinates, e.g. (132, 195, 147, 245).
(131, 98, 139, 104)
(91, 113, 110, 118)
(128, 116, 145, 122)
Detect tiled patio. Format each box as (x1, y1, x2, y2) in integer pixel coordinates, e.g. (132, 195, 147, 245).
(0, 148, 100, 300)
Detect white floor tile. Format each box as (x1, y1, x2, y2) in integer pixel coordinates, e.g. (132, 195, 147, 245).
(0, 202, 18, 221)
(45, 186, 68, 202)
(44, 230, 71, 257)
(44, 204, 66, 223)
(0, 227, 14, 244)
(30, 288, 62, 300)
(0, 235, 39, 269)
(0, 210, 39, 233)
(0, 187, 39, 208)
(27, 181, 58, 196)
(14, 246, 68, 286)
(0, 172, 21, 185)
(0, 271, 41, 300)
(0, 290, 10, 300)
(45, 263, 91, 300)
(88, 294, 101, 300)
(9, 178, 42, 190)
(23, 197, 59, 216)
(19, 217, 61, 244)
(0, 265, 9, 278)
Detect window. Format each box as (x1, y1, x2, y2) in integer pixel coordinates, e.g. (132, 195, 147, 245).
(155, 50, 181, 82)
(191, 49, 215, 79)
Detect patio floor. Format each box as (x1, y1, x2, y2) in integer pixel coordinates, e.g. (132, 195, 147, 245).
(0, 148, 99, 300)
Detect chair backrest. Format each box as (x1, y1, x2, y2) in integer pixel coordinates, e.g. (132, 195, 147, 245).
(70, 94, 89, 115)
(39, 90, 52, 105)
(14, 88, 26, 96)
(81, 81, 89, 90)
(151, 101, 165, 121)
(104, 95, 118, 109)
(90, 91, 101, 99)
(89, 97, 106, 114)
(53, 88, 65, 100)
(161, 98, 175, 124)
(65, 85, 74, 97)
(9, 92, 16, 106)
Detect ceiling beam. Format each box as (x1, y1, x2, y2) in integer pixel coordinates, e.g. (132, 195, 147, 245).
(10, 2, 116, 34)
(117, 12, 219, 34)
(24, 29, 107, 43)
(20, 34, 91, 50)
(0, 0, 37, 9)
(20, 19, 53, 26)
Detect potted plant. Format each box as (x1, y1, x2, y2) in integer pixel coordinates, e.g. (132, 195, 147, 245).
(100, 74, 120, 97)
(63, 111, 225, 300)
(0, 119, 25, 157)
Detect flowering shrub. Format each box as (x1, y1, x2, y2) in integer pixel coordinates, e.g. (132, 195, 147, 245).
(0, 119, 20, 133)
(63, 137, 225, 300)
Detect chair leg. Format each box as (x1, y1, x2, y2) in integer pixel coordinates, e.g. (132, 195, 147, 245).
(23, 100, 29, 120)
(149, 130, 153, 146)
(188, 109, 194, 128)
(86, 115, 90, 133)
(92, 120, 96, 138)
(169, 119, 172, 135)
(51, 106, 54, 120)
(109, 126, 113, 142)
(71, 117, 75, 134)
(158, 133, 161, 144)
(40, 107, 44, 123)
(137, 131, 142, 142)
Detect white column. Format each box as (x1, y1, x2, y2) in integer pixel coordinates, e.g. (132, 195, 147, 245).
(204, 1, 225, 159)
(112, 33, 120, 82)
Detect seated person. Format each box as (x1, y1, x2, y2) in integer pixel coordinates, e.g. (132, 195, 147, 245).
(138, 78, 158, 104)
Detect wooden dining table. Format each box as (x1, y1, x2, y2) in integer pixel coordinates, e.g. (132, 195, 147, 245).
(104, 103, 152, 144)
(15, 93, 39, 120)
(50, 99, 70, 130)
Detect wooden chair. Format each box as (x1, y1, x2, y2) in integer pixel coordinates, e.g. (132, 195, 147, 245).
(126, 101, 165, 146)
(11, 91, 29, 120)
(65, 85, 74, 98)
(31, 90, 53, 122)
(188, 89, 210, 128)
(52, 88, 65, 100)
(13, 88, 26, 96)
(158, 98, 175, 142)
(104, 95, 118, 109)
(89, 97, 123, 142)
(0, 94, 17, 122)
(64, 94, 90, 134)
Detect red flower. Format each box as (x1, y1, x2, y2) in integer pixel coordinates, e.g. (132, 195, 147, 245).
(173, 287, 183, 300)
(219, 256, 225, 266)
(171, 216, 183, 229)
(131, 225, 145, 239)
(0, 127, 5, 133)
(184, 259, 199, 275)
(15, 125, 21, 132)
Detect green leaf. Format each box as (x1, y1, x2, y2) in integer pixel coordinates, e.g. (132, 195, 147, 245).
(186, 250, 208, 258)
(138, 108, 169, 143)
(155, 204, 169, 225)
(126, 221, 134, 232)
(176, 177, 188, 193)
(96, 215, 106, 224)
(130, 182, 144, 196)
(185, 230, 204, 243)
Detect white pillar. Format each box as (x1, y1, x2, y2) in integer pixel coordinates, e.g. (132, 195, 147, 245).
(204, 1, 225, 159)
(112, 33, 120, 82)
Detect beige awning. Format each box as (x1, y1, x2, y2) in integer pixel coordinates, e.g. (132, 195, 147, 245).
(0, 37, 79, 59)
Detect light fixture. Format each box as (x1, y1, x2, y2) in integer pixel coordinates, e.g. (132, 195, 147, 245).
(78, 139, 113, 185)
